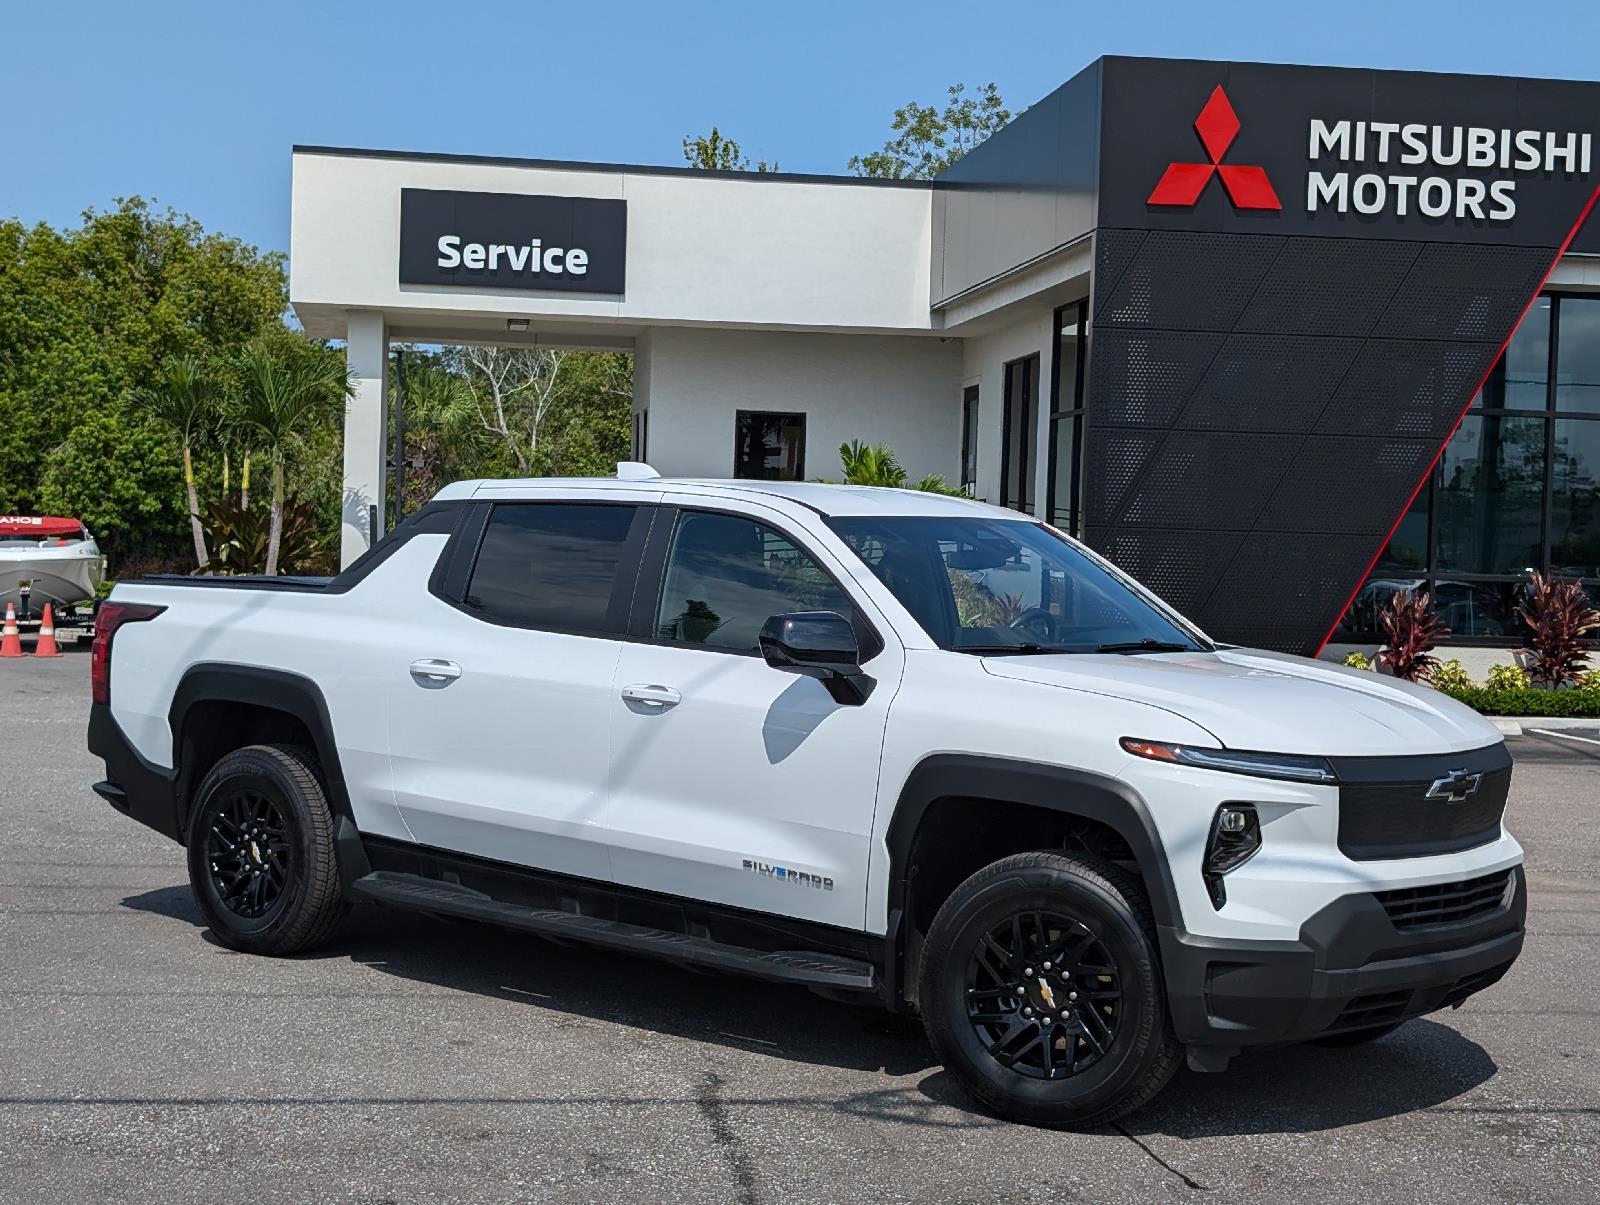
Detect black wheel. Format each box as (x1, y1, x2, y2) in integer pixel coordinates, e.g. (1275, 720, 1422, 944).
(186, 743, 345, 955)
(1312, 1021, 1405, 1047)
(919, 852, 1182, 1127)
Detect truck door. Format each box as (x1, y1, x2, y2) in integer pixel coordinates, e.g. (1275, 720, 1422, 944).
(602, 502, 902, 930)
(385, 492, 658, 879)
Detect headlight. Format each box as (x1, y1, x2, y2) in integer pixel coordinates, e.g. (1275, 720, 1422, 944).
(1119, 737, 1336, 784)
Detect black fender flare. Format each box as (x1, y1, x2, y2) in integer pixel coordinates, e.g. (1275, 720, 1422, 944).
(169, 663, 355, 830)
(880, 754, 1185, 1003)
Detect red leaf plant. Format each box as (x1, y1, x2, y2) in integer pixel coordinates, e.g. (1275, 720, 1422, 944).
(1376, 590, 1451, 682)
(1518, 572, 1600, 688)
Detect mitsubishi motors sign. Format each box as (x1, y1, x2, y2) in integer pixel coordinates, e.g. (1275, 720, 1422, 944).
(1101, 58, 1600, 248)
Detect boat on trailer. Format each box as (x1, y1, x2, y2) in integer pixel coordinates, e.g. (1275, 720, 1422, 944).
(0, 516, 105, 620)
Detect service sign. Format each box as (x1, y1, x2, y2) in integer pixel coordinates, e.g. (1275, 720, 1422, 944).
(399, 189, 627, 294)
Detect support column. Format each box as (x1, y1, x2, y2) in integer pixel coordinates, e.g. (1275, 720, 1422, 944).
(341, 310, 388, 567)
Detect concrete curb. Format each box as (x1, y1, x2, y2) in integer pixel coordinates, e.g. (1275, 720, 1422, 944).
(1491, 716, 1600, 736)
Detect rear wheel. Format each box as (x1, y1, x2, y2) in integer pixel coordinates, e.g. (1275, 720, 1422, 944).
(186, 743, 345, 955)
(919, 852, 1181, 1127)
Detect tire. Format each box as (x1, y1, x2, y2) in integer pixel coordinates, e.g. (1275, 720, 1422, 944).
(185, 743, 346, 955)
(919, 851, 1182, 1127)
(1312, 1021, 1405, 1047)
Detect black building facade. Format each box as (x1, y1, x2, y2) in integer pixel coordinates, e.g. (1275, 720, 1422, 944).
(937, 57, 1600, 655)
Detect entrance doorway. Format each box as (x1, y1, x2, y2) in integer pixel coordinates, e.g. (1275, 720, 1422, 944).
(1001, 354, 1040, 514)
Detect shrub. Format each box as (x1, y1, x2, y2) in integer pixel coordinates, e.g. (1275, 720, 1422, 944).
(1428, 659, 1473, 692)
(1486, 663, 1530, 691)
(1342, 651, 1372, 671)
(1376, 590, 1451, 682)
(205, 493, 332, 575)
(1518, 572, 1600, 687)
(1431, 681, 1600, 718)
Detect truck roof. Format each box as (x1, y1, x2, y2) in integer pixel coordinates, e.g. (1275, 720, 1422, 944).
(434, 474, 1011, 519)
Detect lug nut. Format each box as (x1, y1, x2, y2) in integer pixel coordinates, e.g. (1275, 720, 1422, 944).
(1023, 1007, 1033, 1017)
(1043, 961, 1052, 970)
(1024, 966, 1034, 976)
(1016, 986, 1026, 996)
(1068, 991, 1078, 1001)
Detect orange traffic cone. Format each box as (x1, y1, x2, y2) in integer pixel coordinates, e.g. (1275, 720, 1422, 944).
(0, 603, 22, 658)
(33, 603, 61, 658)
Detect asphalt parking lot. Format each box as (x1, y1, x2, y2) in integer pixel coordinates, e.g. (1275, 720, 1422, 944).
(1, 652, 1596, 1204)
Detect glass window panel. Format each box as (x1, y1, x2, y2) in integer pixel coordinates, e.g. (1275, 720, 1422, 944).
(1557, 296, 1600, 414)
(1049, 415, 1073, 531)
(1052, 306, 1082, 418)
(734, 411, 806, 480)
(1431, 579, 1524, 640)
(656, 512, 856, 652)
(1480, 296, 1550, 410)
(1435, 415, 1545, 574)
(1334, 578, 1422, 642)
(960, 385, 980, 494)
(1551, 418, 1600, 576)
(465, 504, 636, 634)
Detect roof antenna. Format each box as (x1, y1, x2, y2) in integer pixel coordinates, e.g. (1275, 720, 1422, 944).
(616, 461, 661, 481)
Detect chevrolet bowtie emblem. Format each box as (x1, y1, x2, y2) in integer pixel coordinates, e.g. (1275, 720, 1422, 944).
(1425, 769, 1483, 803)
(1037, 978, 1057, 1010)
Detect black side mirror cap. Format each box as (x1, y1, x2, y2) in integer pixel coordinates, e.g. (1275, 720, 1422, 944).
(758, 611, 875, 705)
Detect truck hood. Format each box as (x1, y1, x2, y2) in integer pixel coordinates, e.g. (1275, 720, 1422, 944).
(981, 647, 1504, 757)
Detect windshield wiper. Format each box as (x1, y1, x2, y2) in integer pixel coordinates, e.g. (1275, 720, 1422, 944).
(1093, 639, 1193, 655)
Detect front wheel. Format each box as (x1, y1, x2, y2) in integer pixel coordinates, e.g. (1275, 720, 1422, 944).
(918, 852, 1182, 1127)
(186, 743, 346, 955)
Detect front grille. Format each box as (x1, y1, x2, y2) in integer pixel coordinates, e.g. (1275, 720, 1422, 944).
(1376, 869, 1514, 930)
(1327, 989, 1412, 1032)
(1334, 745, 1513, 861)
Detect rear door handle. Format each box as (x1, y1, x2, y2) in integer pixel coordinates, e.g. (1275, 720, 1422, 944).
(620, 683, 681, 708)
(409, 658, 462, 683)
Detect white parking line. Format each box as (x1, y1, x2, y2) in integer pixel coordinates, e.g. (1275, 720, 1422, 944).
(1528, 728, 1600, 746)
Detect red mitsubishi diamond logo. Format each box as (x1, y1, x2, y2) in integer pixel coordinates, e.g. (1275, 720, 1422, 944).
(1147, 86, 1281, 211)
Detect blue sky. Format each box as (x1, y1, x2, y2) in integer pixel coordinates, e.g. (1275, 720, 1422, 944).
(5, 0, 1600, 256)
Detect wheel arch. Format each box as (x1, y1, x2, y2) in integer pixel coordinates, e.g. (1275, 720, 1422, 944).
(881, 754, 1182, 1006)
(168, 664, 354, 839)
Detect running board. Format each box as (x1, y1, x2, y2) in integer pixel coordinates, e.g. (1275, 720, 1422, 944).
(348, 871, 876, 991)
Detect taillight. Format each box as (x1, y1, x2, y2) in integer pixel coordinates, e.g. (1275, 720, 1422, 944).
(91, 602, 165, 706)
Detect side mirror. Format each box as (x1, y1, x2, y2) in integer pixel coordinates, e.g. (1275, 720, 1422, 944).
(758, 611, 874, 705)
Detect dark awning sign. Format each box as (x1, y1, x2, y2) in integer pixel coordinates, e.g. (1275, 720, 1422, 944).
(399, 188, 626, 294)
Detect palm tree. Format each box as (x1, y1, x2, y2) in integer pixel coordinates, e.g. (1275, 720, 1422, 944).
(126, 355, 217, 571)
(233, 339, 352, 575)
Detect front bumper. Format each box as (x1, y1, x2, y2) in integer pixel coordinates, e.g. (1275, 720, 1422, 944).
(1160, 863, 1526, 1048)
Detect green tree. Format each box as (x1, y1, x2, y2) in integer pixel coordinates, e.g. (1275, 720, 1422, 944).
(0, 198, 287, 570)
(849, 83, 1013, 179)
(682, 127, 779, 172)
(125, 355, 218, 570)
(232, 337, 352, 575)
(38, 409, 182, 553)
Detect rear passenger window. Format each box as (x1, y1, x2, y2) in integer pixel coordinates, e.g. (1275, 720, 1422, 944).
(656, 511, 858, 652)
(465, 504, 637, 634)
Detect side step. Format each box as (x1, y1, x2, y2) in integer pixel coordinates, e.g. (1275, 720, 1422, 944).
(348, 871, 876, 991)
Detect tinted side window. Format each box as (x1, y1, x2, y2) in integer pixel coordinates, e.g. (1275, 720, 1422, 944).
(465, 504, 637, 634)
(656, 511, 856, 651)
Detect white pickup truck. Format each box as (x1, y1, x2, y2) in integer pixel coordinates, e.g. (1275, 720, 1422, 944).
(88, 468, 1525, 1126)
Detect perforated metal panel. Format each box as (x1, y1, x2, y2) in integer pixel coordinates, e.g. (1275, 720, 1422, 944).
(1085, 228, 1559, 654)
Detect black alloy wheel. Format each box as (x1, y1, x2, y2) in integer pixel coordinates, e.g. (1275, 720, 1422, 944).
(186, 743, 346, 956)
(919, 852, 1182, 1127)
(203, 788, 291, 919)
(964, 910, 1121, 1080)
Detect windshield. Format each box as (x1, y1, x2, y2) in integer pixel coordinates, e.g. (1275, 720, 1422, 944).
(828, 516, 1211, 655)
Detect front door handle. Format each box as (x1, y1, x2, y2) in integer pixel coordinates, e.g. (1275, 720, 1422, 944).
(409, 658, 463, 683)
(620, 683, 681, 708)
